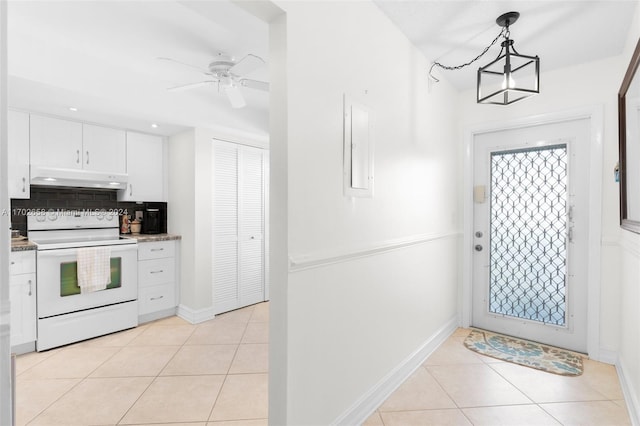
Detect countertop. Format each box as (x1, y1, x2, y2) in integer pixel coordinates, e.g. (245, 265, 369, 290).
(11, 239, 37, 252)
(10, 233, 181, 251)
(121, 233, 182, 243)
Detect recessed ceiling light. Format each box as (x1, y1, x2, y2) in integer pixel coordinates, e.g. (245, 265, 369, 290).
(68, 107, 78, 112)
(151, 123, 159, 129)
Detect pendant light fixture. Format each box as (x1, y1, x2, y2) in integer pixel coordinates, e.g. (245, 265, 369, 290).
(429, 11, 540, 105)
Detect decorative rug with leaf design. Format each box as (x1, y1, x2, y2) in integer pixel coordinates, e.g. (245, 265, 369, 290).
(464, 329, 584, 376)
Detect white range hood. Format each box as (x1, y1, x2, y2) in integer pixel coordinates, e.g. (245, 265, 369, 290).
(30, 165, 128, 190)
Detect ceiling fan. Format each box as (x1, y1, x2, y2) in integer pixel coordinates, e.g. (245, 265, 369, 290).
(158, 53, 269, 108)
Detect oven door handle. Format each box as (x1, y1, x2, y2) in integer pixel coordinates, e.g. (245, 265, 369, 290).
(37, 245, 138, 258)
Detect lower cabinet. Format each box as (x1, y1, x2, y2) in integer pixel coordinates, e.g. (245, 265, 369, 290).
(138, 240, 177, 322)
(10, 251, 37, 353)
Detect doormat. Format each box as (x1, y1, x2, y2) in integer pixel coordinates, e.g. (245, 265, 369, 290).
(464, 329, 584, 376)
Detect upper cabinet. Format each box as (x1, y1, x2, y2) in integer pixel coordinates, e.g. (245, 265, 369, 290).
(30, 115, 126, 173)
(30, 114, 83, 169)
(82, 124, 126, 173)
(118, 132, 165, 202)
(8, 110, 30, 199)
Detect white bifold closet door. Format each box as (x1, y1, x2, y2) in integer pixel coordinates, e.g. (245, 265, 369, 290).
(213, 140, 267, 314)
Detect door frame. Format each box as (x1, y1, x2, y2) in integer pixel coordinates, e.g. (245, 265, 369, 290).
(461, 105, 604, 360)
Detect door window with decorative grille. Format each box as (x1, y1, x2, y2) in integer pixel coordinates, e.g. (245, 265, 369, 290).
(489, 145, 567, 326)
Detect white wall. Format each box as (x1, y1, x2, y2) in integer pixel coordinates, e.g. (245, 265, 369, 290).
(618, 4, 640, 423)
(457, 3, 640, 420)
(458, 54, 625, 352)
(0, 1, 11, 424)
(168, 128, 267, 319)
(269, 2, 460, 424)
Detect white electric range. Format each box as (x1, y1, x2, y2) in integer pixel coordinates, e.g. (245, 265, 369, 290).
(28, 210, 138, 351)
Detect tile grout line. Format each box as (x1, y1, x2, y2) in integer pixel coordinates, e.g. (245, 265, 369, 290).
(206, 305, 255, 423)
(115, 319, 197, 425)
(25, 341, 128, 426)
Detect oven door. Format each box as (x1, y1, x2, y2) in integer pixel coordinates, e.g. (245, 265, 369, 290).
(36, 244, 138, 318)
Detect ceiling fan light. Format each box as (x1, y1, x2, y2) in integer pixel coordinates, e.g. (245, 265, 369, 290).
(224, 85, 247, 108)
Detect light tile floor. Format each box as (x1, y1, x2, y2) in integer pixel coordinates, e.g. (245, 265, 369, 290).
(17, 310, 631, 426)
(15, 302, 269, 426)
(364, 328, 632, 426)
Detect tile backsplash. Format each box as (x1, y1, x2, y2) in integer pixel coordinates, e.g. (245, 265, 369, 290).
(11, 186, 167, 236)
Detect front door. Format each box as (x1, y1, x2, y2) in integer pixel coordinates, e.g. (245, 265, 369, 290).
(472, 119, 590, 353)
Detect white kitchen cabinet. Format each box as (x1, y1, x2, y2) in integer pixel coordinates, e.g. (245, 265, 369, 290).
(10, 251, 36, 353)
(138, 240, 177, 322)
(30, 114, 83, 169)
(30, 114, 126, 174)
(8, 110, 30, 199)
(212, 141, 267, 315)
(119, 132, 165, 202)
(82, 124, 126, 173)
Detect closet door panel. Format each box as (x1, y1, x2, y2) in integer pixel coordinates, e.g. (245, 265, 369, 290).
(213, 142, 239, 314)
(240, 147, 264, 239)
(213, 240, 239, 314)
(212, 141, 266, 315)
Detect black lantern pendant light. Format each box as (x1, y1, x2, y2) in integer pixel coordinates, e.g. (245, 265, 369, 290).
(429, 11, 540, 105)
(477, 12, 539, 105)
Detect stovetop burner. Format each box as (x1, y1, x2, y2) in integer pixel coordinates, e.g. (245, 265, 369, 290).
(27, 209, 136, 250)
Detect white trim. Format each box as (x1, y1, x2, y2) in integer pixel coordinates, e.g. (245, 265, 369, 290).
(462, 105, 604, 360)
(138, 308, 177, 325)
(331, 315, 458, 426)
(289, 231, 460, 272)
(617, 357, 640, 426)
(176, 304, 216, 324)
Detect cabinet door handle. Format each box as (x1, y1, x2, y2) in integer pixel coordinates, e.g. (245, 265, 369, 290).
(76, 149, 80, 164)
(150, 248, 164, 252)
(10, 261, 15, 265)
(150, 295, 164, 301)
(129, 184, 133, 196)
(28, 279, 32, 296)
(22, 177, 26, 192)
(86, 151, 90, 164)
(150, 270, 164, 274)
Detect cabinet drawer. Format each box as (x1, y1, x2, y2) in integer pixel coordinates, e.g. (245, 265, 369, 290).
(10, 251, 36, 275)
(138, 258, 175, 287)
(138, 241, 175, 260)
(138, 283, 175, 315)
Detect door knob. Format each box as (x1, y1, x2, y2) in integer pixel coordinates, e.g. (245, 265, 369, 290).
(475, 244, 483, 252)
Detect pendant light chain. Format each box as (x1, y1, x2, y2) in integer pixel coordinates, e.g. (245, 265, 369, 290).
(429, 27, 507, 82)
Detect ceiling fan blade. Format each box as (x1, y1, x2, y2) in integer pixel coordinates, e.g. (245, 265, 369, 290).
(240, 78, 269, 92)
(157, 57, 210, 75)
(229, 54, 265, 77)
(224, 85, 246, 108)
(167, 81, 216, 92)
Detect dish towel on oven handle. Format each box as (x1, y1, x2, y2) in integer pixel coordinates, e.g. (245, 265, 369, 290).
(76, 246, 112, 294)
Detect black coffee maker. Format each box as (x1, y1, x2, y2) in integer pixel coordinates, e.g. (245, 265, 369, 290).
(142, 208, 162, 234)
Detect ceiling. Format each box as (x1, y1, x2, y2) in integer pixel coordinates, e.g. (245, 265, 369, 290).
(7, 0, 269, 138)
(7, 1, 638, 139)
(374, 0, 638, 91)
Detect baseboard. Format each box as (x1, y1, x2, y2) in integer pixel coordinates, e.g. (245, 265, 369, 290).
(331, 315, 458, 425)
(617, 357, 640, 426)
(138, 307, 177, 324)
(10, 341, 35, 355)
(596, 348, 618, 365)
(176, 304, 216, 324)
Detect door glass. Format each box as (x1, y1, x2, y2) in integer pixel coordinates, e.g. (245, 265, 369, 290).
(60, 257, 122, 297)
(489, 144, 568, 326)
